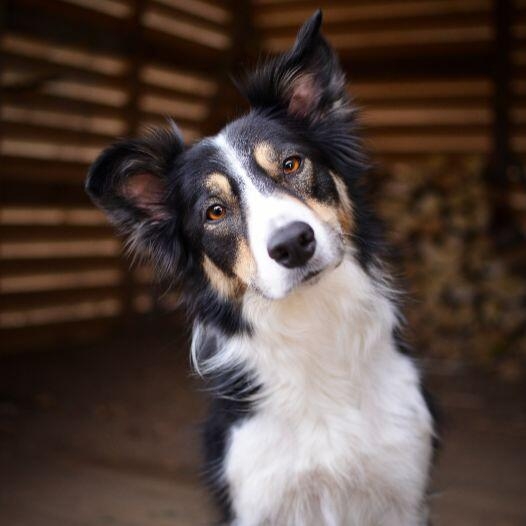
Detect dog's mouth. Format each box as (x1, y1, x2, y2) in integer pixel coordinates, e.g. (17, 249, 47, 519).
(302, 268, 322, 283)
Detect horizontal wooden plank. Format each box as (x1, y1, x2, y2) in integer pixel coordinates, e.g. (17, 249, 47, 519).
(0, 317, 117, 353)
(2, 122, 116, 146)
(154, 0, 231, 25)
(0, 257, 122, 276)
(361, 106, 492, 127)
(1, 105, 127, 136)
(3, 91, 125, 119)
(264, 24, 492, 52)
(1, 239, 122, 259)
(138, 94, 209, 122)
(0, 157, 90, 184)
(142, 4, 231, 50)
(0, 206, 106, 226)
(364, 125, 492, 137)
(2, 53, 128, 89)
(368, 134, 490, 153)
(350, 79, 492, 100)
(259, 12, 491, 37)
(0, 224, 114, 242)
(1, 265, 121, 294)
(138, 83, 211, 106)
(1, 139, 103, 164)
(256, 0, 490, 24)
(1, 296, 121, 329)
(2, 286, 123, 312)
(1, 33, 128, 77)
(341, 52, 491, 79)
(60, 0, 133, 19)
(149, 0, 231, 30)
(140, 64, 217, 97)
(7, 0, 134, 37)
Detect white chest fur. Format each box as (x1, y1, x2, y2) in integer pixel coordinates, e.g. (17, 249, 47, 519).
(212, 260, 433, 526)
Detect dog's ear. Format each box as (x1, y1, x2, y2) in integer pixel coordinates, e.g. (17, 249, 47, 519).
(240, 10, 348, 122)
(85, 124, 184, 259)
(86, 125, 183, 226)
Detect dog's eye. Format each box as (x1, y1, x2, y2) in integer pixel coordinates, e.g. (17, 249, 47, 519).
(282, 156, 302, 175)
(206, 204, 226, 221)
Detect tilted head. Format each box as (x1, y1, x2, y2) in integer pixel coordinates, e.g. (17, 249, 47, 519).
(86, 11, 373, 332)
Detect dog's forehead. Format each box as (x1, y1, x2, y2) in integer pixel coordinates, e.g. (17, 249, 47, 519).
(179, 113, 312, 199)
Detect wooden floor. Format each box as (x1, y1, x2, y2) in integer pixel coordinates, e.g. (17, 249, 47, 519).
(1, 322, 525, 526)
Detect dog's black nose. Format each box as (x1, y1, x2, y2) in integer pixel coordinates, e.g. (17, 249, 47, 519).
(267, 221, 316, 268)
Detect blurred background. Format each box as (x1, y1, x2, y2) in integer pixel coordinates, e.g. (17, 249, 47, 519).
(1, 1, 525, 525)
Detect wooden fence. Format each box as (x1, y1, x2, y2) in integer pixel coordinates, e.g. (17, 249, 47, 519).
(1, 0, 523, 352)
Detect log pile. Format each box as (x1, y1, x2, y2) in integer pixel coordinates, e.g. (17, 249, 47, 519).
(374, 156, 526, 380)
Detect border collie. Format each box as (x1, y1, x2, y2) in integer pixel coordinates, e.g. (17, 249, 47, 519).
(86, 11, 435, 526)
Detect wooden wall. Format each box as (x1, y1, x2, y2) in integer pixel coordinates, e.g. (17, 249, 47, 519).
(1, 0, 522, 352)
(1, 0, 232, 351)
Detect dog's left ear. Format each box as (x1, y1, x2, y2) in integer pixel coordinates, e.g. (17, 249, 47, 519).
(240, 10, 348, 122)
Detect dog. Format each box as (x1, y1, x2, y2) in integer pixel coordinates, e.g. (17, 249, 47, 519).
(86, 10, 435, 526)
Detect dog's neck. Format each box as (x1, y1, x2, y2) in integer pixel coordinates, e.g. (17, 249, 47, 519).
(221, 256, 400, 412)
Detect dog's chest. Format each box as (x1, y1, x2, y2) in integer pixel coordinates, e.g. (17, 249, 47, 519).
(222, 339, 432, 526)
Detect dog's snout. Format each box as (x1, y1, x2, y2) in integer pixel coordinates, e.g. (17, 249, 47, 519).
(267, 221, 316, 268)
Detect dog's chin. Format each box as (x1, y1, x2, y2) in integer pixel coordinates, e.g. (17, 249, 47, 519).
(257, 254, 344, 301)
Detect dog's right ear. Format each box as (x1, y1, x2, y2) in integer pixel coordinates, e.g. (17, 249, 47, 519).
(86, 125, 184, 237)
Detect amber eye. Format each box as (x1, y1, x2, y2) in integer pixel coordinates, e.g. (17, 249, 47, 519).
(282, 156, 302, 175)
(206, 204, 226, 221)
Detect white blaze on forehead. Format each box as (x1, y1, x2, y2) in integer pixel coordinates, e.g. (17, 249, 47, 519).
(212, 132, 337, 299)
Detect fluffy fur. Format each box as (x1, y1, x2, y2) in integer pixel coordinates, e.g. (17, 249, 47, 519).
(86, 10, 435, 525)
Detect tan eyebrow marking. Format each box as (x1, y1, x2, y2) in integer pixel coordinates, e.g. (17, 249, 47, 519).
(254, 142, 280, 178)
(205, 172, 234, 198)
(306, 199, 340, 230)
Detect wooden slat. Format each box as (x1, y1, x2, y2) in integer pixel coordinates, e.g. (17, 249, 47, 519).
(256, 0, 491, 22)
(264, 24, 492, 52)
(0, 239, 121, 259)
(3, 91, 126, 119)
(0, 318, 117, 353)
(1, 33, 128, 77)
(149, 0, 231, 30)
(154, 0, 231, 25)
(1, 105, 127, 136)
(142, 3, 231, 50)
(0, 224, 114, 242)
(261, 12, 492, 37)
(0, 297, 122, 328)
(369, 134, 490, 153)
(2, 122, 117, 146)
(1, 139, 103, 164)
(1, 287, 122, 312)
(0, 257, 122, 276)
(350, 79, 492, 101)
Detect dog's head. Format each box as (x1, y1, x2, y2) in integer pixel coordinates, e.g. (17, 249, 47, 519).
(86, 11, 367, 308)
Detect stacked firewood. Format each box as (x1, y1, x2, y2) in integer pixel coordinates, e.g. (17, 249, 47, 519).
(373, 156, 526, 380)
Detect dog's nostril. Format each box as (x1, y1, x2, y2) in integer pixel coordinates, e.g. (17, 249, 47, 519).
(299, 229, 314, 247)
(267, 221, 316, 269)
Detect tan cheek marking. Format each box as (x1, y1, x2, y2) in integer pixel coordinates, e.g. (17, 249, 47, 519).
(205, 173, 234, 200)
(233, 238, 256, 284)
(306, 198, 340, 230)
(203, 255, 241, 299)
(331, 172, 354, 234)
(254, 142, 280, 179)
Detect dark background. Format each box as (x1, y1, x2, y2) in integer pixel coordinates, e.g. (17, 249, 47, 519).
(1, 1, 525, 524)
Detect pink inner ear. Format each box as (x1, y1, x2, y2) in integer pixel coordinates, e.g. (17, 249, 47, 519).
(121, 173, 168, 220)
(288, 74, 321, 118)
